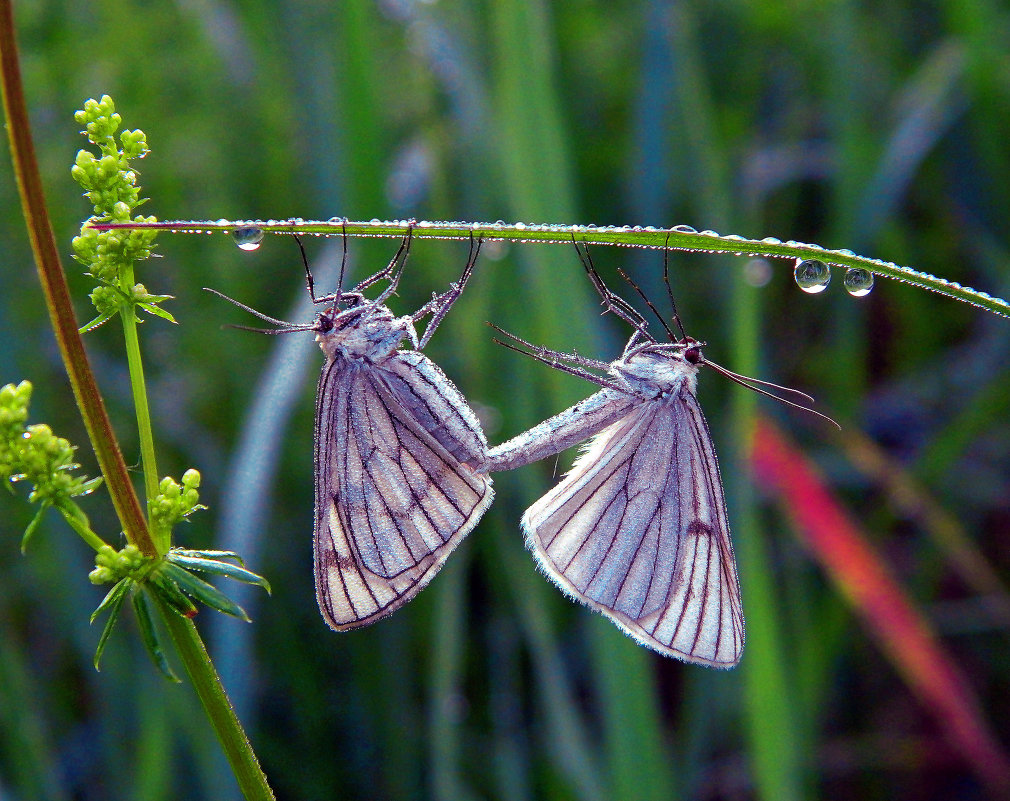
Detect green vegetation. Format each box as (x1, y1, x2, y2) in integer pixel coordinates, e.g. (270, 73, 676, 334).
(2, 2, 1009, 799)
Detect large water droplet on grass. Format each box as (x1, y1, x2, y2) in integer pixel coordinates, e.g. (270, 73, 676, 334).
(844, 268, 874, 297)
(794, 258, 831, 293)
(232, 226, 264, 251)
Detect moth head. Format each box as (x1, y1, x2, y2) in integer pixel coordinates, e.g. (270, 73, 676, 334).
(681, 337, 706, 366)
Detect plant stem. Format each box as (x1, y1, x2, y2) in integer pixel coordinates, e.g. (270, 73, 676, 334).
(58, 506, 107, 553)
(157, 599, 275, 800)
(95, 218, 1010, 318)
(119, 265, 163, 550)
(0, 0, 155, 557)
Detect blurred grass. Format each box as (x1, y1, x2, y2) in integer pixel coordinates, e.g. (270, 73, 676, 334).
(2, 0, 1010, 799)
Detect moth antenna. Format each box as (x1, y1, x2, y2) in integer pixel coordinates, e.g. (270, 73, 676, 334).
(710, 363, 817, 405)
(203, 287, 305, 328)
(704, 359, 841, 429)
(223, 322, 316, 335)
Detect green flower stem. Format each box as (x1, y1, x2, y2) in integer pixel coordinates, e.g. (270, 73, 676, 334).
(0, 2, 154, 557)
(119, 270, 163, 550)
(57, 504, 107, 553)
(156, 597, 275, 801)
(98, 218, 1010, 319)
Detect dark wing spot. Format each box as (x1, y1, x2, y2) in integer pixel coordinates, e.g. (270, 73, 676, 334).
(317, 547, 338, 569)
(686, 520, 714, 538)
(337, 555, 355, 571)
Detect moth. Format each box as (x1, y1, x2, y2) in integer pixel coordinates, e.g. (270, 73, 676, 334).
(485, 242, 819, 667)
(212, 228, 493, 630)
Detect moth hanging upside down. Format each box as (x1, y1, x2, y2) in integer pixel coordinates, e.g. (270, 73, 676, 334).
(484, 240, 827, 667)
(213, 227, 493, 629)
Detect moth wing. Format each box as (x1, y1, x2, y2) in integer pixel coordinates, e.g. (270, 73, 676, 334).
(522, 388, 743, 667)
(313, 361, 493, 630)
(379, 350, 488, 466)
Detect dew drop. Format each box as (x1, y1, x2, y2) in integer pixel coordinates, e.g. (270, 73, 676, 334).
(232, 226, 264, 251)
(794, 258, 831, 293)
(843, 267, 874, 297)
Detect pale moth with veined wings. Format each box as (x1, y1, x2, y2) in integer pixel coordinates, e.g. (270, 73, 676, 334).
(484, 241, 820, 667)
(212, 228, 493, 630)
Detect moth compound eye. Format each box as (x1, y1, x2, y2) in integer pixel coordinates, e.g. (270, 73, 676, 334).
(685, 346, 703, 365)
(316, 314, 334, 334)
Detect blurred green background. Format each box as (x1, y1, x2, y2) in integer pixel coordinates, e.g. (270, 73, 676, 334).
(2, 1, 1009, 799)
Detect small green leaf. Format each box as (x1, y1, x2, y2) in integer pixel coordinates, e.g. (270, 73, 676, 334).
(91, 576, 133, 623)
(148, 570, 199, 618)
(167, 552, 271, 593)
(161, 563, 251, 621)
(138, 302, 178, 324)
(133, 589, 180, 682)
(75, 476, 104, 496)
(171, 548, 245, 565)
(78, 311, 117, 334)
(20, 502, 50, 553)
(92, 578, 132, 670)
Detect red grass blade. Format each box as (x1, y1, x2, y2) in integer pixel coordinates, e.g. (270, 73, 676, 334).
(751, 417, 1010, 794)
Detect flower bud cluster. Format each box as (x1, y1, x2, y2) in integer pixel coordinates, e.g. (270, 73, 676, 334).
(70, 95, 161, 326)
(150, 470, 205, 542)
(0, 382, 99, 504)
(89, 543, 146, 585)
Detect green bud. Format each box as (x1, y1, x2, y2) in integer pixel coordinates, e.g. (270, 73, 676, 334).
(90, 543, 149, 584)
(89, 285, 122, 317)
(99, 154, 119, 176)
(89, 566, 114, 584)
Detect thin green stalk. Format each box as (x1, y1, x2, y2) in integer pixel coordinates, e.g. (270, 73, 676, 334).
(119, 277, 162, 547)
(0, 0, 153, 556)
(99, 218, 1010, 319)
(3, 16, 274, 799)
(157, 599, 275, 801)
(57, 507, 107, 553)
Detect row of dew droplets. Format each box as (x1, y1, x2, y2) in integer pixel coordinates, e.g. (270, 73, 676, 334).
(793, 258, 874, 297)
(229, 224, 876, 297)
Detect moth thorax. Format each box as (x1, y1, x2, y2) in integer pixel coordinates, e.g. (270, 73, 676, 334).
(616, 349, 698, 397)
(317, 313, 411, 361)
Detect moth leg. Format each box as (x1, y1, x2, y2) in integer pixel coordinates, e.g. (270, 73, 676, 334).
(299, 221, 349, 305)
(356, 221, 415, 302)
(572, 237, 654, 341)
(416, 232, 482, 349)
(487, 323, 616, 380)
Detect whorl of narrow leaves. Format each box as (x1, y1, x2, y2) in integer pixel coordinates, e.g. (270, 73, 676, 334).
(88, 532, 270, 679)
(89, 544, 271, 678)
